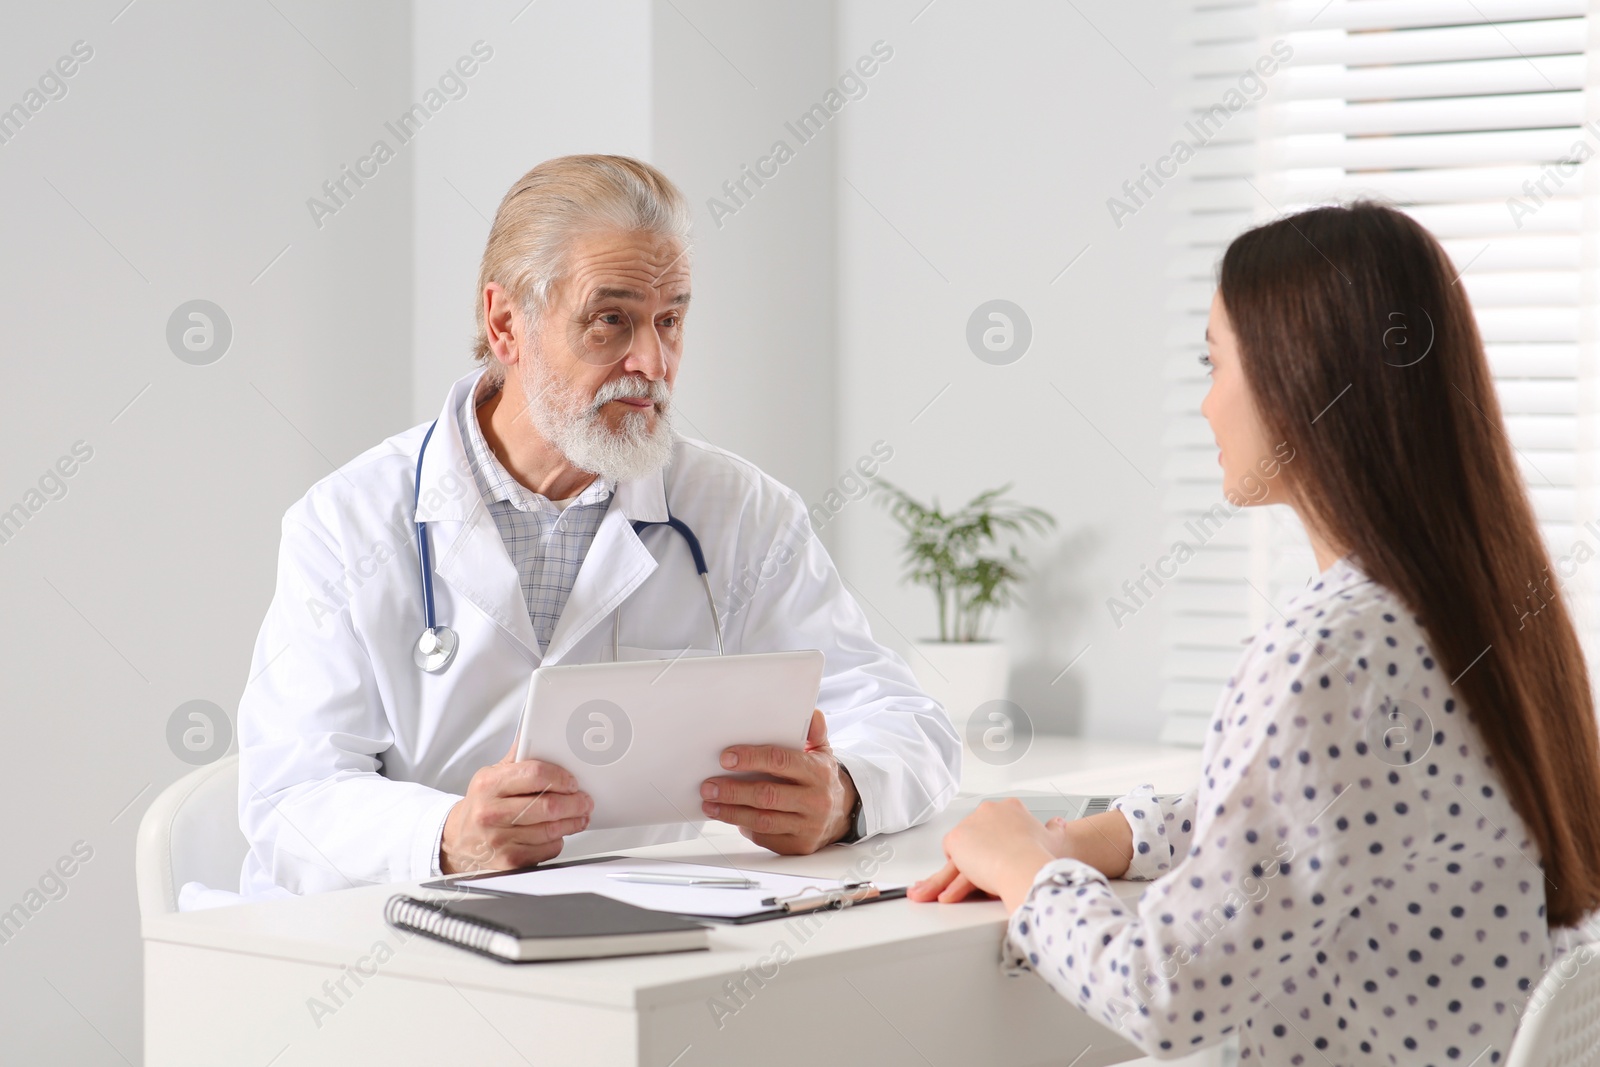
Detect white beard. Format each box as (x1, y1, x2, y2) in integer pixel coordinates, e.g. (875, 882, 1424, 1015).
(519, 356, 676, 485)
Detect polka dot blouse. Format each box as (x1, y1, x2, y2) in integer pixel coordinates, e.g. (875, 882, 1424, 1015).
(1005, 558, 1592, 1065)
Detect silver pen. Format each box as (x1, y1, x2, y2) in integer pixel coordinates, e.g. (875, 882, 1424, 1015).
(607, 871, 761, 888)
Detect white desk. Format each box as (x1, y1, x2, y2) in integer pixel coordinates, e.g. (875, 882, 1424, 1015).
(143, 739, 1198, 1067)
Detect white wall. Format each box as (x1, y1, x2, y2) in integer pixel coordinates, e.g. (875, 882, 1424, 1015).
(0, 2, 413, 1060)
(831, 0, 1182, 741)
(409, 0, 654, 420)
(650, 0, 839, 505)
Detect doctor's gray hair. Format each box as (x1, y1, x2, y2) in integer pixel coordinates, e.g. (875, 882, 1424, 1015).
(471, 155, 693, 381)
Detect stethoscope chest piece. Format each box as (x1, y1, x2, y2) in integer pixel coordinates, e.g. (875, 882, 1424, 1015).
(414, 625, 458, 672)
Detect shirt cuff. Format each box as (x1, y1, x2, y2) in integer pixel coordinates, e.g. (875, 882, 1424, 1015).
(831, 749, 877, 841)
(1111, 784, 1175, 881)
(420, 793, 461, 880)
(1023, 855, 1108, 898)
(1002, 857, 1107, 977)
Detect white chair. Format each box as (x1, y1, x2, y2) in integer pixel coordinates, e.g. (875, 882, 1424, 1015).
(135, 753, 249, 918)
(1505, 938, 1600, 1067)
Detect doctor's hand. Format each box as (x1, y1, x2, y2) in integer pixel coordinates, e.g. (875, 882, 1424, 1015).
(700, 709, 858, 856)
(439, 738, 593, 875)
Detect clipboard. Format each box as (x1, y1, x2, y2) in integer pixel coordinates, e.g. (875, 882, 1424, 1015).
(420, 854, 909, 925)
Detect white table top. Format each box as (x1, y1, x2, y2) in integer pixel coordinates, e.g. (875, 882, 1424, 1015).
(143, 738, 1200, 1011)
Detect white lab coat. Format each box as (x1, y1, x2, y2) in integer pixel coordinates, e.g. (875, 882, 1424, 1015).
(237, 372, 961, 898)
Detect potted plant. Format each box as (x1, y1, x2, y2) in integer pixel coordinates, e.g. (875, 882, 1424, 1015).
(871, 480, 1055, 736)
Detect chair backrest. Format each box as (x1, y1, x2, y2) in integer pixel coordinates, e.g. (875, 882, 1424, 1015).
(1505, 940, 1600, 1067)
(135, 754, 248, 919)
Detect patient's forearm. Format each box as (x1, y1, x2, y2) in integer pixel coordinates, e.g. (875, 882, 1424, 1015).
(1062, 810, 1134, 878)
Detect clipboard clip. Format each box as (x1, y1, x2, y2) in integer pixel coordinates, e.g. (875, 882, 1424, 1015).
(766, 882, 880, 914)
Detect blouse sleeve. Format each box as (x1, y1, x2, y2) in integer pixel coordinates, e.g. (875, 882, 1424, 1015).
(1112, 786, 1198, 881)
(1003, 737, 1333, 1058)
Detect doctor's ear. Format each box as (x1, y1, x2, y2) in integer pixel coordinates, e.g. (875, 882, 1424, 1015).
(482, 282, 527, 369)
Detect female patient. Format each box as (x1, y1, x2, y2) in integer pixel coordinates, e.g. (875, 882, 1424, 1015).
(910, 202, 1600, 1064)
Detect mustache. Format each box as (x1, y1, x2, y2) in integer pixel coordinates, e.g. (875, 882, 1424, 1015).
(591, 375, 671, 412)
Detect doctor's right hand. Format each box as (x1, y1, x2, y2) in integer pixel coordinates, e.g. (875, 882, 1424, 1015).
(439, 738, 593, 875)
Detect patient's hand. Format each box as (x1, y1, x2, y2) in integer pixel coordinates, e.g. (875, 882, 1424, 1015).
(440, 737, 593, 875)
(909, 804, 1134, 912)
(699, 709, 858, 855)
(907, 798, 1058, 912)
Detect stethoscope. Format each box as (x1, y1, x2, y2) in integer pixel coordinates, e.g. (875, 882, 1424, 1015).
(411, 419, 724, 673)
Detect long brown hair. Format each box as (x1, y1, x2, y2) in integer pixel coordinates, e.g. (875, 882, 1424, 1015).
(1219, 201, 1600, 927)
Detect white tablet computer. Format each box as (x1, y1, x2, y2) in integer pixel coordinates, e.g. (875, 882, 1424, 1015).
(513, 650, 827, 830)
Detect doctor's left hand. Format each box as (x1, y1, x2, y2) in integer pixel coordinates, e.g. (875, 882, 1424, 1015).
(700, 709, 858, 855)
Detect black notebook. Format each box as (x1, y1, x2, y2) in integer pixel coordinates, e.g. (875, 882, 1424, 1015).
(384, 891, 710, 963)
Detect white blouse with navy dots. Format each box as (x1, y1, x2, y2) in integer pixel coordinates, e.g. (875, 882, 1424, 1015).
(1005, 558, 1593, 1065)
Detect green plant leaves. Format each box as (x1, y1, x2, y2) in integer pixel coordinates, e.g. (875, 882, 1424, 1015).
(870, 480, 1056, 642)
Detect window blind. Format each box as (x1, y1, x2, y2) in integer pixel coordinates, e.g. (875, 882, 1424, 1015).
(1159, 0, 1595, 744)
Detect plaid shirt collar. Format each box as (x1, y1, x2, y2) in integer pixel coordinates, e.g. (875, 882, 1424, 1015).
(460, 377, 614, 513)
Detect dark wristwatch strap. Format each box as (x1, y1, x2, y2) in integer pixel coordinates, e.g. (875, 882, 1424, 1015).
(836, 764, 865, 845)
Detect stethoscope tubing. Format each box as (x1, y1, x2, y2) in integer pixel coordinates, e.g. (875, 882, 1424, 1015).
(622, 518, 724, 658)
(412, 419, 724, 672)
(414, 419, 442, 634)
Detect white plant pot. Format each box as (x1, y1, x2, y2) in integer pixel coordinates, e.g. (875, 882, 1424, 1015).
(908, 639, 1010, 745)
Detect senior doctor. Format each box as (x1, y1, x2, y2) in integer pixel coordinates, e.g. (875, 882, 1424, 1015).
(237, 155, 960, 898)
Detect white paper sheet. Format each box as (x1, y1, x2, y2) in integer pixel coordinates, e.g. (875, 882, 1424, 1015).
(462, 858, 903, 920)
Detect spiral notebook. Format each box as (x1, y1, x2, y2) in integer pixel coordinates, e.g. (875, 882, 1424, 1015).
(384, 891, 710, 963)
